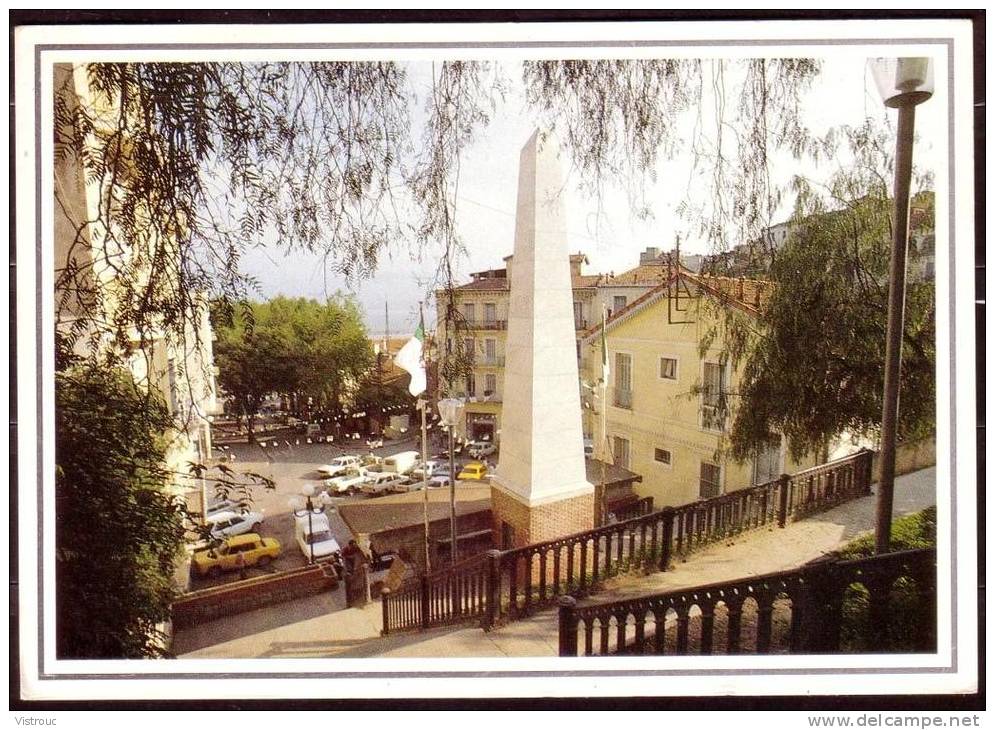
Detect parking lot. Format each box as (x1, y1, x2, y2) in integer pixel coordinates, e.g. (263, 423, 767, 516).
(185, 434, 495, 591)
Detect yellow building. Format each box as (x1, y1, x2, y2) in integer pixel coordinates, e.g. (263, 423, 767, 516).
(54, 63, 220, 495)
(580, 269, 818, 509)
(434, 253, 605, 443)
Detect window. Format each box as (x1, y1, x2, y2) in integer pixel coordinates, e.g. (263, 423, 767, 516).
(699, 462, 722, 499)
(463, 338, 475, 362)
(654, 448, 672, 465)
(613, 295, 628, 312)
(484, 302, 496, 324)
(573, 301, 584, 328)
(701, 361, 727, 431)
(485, 373, 497, 397)
(484, 338, 496, 364)
(466, 373, 476, 397)
(659, 357, 678, 380)
(612, 436, 631, 469)
(613, 352, 632, 408)
(463, 303, 475, 324)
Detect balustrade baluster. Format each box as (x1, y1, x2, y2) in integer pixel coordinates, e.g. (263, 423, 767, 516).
(566, 541, 575, 589)
(508, 557, 519, 619)
(700, 602, 715, 655)
(552, 546, 562, 596)
(628, 524, 637, 564)
(676, 606, 690, 654)
(599, 618, 610, 655)
(727, 599, 743, 654)
(634, 610, 646, 654)
(523, 554, 534, 612)
(616, 613, 628, 654)
(592, 534, 601, 585)
(539, 550, 548, 602)
(616, 526, 625, 567)
(653, 609, 666, 654)
(584, 618, 594, 656)
(579, 539, 588, 592)
(757, 594, 774, 653)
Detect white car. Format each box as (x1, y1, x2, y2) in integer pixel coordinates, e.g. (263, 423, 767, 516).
(206, 510, 265, 539)
(412, 460, 441, 479)
(467, 441, 497, 458)
(205, 498, 249, 519)
(428, 475, 453, 489)
(323, 470, 368, 494)
(361, 471, 405, 496)
(318, 455, 362, 477)
(294, 513, 341, 561)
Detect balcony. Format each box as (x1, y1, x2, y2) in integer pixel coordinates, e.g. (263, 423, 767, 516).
(613, 387, 632, 410)
(574, 318, 588, 330)
(467, 319, 507, 331)
(479, 356, 505, 368)
(700, 404, 727, 432)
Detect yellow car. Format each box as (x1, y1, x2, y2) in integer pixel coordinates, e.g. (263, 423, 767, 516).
(457, 462, 489, 481)
(192, 533, 281, 577)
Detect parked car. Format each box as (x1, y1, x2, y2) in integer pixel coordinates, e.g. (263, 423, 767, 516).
(428, 475, 453, 489)
(294, 513, 341, 562)
(382, 450, 420, 475)
(412, 460, 441, 479)
(192, 533, 281, 577)
(466, 441, 497, 459)
(323, 470, 368, 495)
(206, 509, 265, 539)
(205, 498, 250, 519)
(318, 455, 362, 477)
(360, 471, 405, 496)
(457, 461, 489, 481)
(306, 423, 322, 437)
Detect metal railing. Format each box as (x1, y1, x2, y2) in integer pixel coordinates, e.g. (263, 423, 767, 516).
(381, 449, 875, 635)
(558, 547, 935, 656)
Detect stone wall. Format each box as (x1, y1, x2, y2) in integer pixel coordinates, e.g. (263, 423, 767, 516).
(872, 437, 937, 481)
(171, 562, 339, 630)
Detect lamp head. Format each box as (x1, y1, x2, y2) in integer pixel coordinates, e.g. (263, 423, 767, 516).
(869, 57, 934, 108)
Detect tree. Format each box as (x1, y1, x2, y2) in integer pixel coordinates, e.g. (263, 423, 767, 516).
(55, 362, 189, 658)
(213, 295, 374, 431)
(709, 121, 936, 461)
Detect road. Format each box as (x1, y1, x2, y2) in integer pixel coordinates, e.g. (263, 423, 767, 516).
(184, 434, 485, 591)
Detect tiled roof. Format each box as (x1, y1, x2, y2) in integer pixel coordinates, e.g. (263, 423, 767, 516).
(581, 268, 773, 342)
(600, 263, 674, 287)
(446, 271, 602, 293)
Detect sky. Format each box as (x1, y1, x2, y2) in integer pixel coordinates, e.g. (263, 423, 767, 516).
(236, 55, 944, 336)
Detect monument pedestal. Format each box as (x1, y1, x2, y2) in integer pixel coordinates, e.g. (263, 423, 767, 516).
(491, 484, 594, 551)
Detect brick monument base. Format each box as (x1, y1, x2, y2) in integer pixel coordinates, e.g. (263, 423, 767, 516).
(491, 484, 595, 550)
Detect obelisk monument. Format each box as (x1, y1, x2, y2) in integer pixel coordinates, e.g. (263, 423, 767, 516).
(490, 130, 594, 549)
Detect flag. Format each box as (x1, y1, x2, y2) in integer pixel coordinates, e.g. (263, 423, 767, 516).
(600, 306, 610, 384)
(395, 315, 426, 396)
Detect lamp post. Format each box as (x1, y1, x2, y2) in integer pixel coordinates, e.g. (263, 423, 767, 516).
(868, 57, 934, 554)
(437, 397, 465, 564)
(288, 483, 333, 565)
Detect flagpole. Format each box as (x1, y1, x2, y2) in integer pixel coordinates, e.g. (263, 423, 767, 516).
(419, 303, 432, 575)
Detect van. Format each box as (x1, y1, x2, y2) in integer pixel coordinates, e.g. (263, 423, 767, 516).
(294, 513, 341, 561)
(382, 450, 420, 476)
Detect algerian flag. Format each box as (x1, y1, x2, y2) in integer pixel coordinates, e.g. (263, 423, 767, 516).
(395, 315, 426, 396)
(600, 306, 610, 383)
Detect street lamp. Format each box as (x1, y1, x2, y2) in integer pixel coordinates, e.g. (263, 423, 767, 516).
(868, 57, 934, 554)
(288, 483, 333, 565)
(437, 397, 465, 564)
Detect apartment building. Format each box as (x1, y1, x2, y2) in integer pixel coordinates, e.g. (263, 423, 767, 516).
(579, 270, 818, 509)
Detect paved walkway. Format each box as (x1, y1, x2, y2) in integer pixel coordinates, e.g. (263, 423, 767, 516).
(178, 467, 935, 659)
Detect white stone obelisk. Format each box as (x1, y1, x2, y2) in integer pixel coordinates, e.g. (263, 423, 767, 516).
(491, 130, 594, 549)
